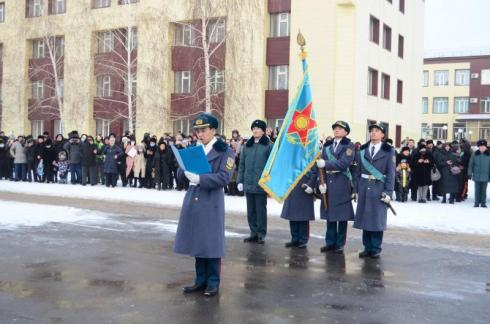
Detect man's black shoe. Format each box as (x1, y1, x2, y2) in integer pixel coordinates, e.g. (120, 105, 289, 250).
(358, 250, 370, 258)
(320, 246, 335, 253)
(482, 204, 488, 208)
(334, 248, 344, 254)
(243, 236, 258, 243)
(370, 252, 381, 259)
(296, 242, 307, 249)
(203, 286, 219, 297)
(474, 204, 480, 208)
(257, 238, 265, 244)
(285, 241, 298, 248)
(183, 284, 206, 294)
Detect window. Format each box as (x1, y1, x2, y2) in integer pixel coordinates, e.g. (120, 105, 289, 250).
(398, 34, 404, 58)
(434, 70, 449, 86)
(455, 69, 470, 86)
(0, 2, 5, 23)
(175, 71, 191, 93)
(422, 70, 429, 87)
(381, 73, 390, 100)
(396, 80, 403, 103)
(50, 0, 65, 14)
(33, 39, 45, 58)
(97, 75, 112, 97)
(368, 67, 378, 96)
(210, 69, 225, 94)
(97, 31, 113, 53)
(54, 37, 64, 57)
(481, 97, 490, 113)
(432, 123, 448, 140)
(369, 15, 380, 44)
(124, 74, 137, 96)
(53, 119, 62, 135)
(56, 79, 64, 98)
(125, 27, 138, 51)
(267, 119, 284, 132)
(269, 65, 289, 90)
(31, 120, 44, 137)
(207, 19, 226, 43)
(481, 69, 490, 85)
(480, 125, 490, 140)
(31, 80, 44, 99)
(399, 0, 405, 13)
(433, 97, 448, 114)
(93, 0, 110, 8)
(27, 0, 43, 17)
(271, 13, 290, 37)
(383, 24, 392, 51)
(96, 119, 111, 137)
(119, 0, 138, 4)
(422, 97, 428, 114)
(175, 23, 194, 46)
(453, 123, 466, 140)
(454, 97, 469, 113)
(173, 118, 192, 136)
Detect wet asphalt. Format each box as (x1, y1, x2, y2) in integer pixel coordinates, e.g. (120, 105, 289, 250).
(0, 195, 489, 324)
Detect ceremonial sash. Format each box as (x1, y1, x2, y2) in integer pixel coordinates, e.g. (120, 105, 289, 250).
(325, 146, 353, 181)
(360, 149, 386, 183)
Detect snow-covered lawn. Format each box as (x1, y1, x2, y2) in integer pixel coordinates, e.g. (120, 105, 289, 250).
(0, 181, 489, 235)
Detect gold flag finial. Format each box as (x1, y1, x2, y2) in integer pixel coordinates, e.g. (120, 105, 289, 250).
(297, 31, 307, 60)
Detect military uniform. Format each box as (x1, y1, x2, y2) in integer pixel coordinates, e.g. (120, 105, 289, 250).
(316, 121, 355, 254)
(354, 123, 396, 258)
(174, 113, 235, 296)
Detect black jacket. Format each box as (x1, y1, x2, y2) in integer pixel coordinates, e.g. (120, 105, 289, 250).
(81, 142, 98, 167)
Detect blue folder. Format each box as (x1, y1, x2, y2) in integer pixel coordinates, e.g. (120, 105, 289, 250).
(171, 144, 211, 175)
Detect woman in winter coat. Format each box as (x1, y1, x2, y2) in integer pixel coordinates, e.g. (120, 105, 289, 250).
(144, 138, 157, 189)
(81, 135, 98, 186)
(412, 144, 434, 203)
(132, 144, 146, 188)
(33, 135, 45, 182)
(103, 137, 123, 188)
(153, 140, 171, 190)
(9, 136, 27, 181)
(436, 143, 462, 204)
(125, 140, 137, 187)
(0, 137, 11, 180)
(42, 139, 57, 183)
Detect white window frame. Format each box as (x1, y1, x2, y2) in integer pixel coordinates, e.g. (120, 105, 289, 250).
(432, 124, 448, 140)
(32, 80, 44, 99)
(481, 69, 490, 85)
(422, 97, 428, 114)
(55, 37, 64, 57)
(422, 70, 429, 87)
(30, 0, 43, 17)
(31, 120, 44, 138)
(434, 70, 449, 86)
(173, 119, 192, 136)
(269, 65, 289, 90)
(175, 71, 191, 94)
(124, 74, 137, 96)
(98, 31, 113, 53)
(175, 23, 194, 46)
(207, 19, 225, 43)
(96, 119, 111, 137)
(94, 0, 110, 8)
(126, 27, 138, 51)
(53, 119, 62, 135)
(0, 3, 5, 23)
(97, 75, 112, 97)
(53, 0, 65, 14)
(210, 69, 224, 94)
(481, 97, 490, 113)
(33, 39, 45, 59)
(455, 69, 470, 86)
(433, 97, 448, 114)
(454, 97, 469, 114)
(271, 13, 290, 37)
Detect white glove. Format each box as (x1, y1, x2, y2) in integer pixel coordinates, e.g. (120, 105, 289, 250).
(380, 193, 391, 204)
(316, 159, 326, 169)
(184, 171, 200, 185)
(351, 193, 358, 203)
(237, 183, 243, 191)
(304, 185, 313, 194)
(319, 184, 327, 194)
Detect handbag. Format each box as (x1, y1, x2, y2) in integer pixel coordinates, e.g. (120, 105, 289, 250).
(450, 166, 461, 175)
(430, 166, 441, 182)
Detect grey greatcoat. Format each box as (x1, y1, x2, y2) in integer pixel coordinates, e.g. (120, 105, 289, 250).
(468, 149, 490, 183)
(236, 135, 273, 194)
(318, 137, 355, 222)
(280, 173, 315, 221)
(174, 139, 235, 258)
(354, 141, 396, 232)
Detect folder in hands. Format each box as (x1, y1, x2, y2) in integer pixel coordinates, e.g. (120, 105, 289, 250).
(171, 144, 212, 175)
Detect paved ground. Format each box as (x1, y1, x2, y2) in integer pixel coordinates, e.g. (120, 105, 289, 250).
(0, 193, 489, 324)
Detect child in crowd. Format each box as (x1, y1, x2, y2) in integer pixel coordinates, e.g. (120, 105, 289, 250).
(55, 151, 69, 184)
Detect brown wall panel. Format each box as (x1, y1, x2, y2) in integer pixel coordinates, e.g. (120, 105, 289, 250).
(265, 89, 288, 119)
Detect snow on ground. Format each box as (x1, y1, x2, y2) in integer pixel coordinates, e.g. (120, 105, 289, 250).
(0, 181, 489, 235)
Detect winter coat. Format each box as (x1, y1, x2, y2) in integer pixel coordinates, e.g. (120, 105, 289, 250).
(9, 142, 27, 164)
(42, 146, 57, 170)
(153, 148, 171, 180)
(174, 139, 235, 258)
(316, 137, 356, 222)
(133, 152, 146, 178)
(354, 141, 396, 232)
(468, 149, 490, 182)
(412, 152, 434, 187)
(125, 145, 136, 177)
(436, 149, 461, 194)
(34, 143, 45, 162)
(25, 144, 36, 163)
(280, 173, 315, 221)
(81, 142, 98, 167)
(54, 139, 67, 154)
(63, 141, 82, 164)
(103, 145, 123, 174)
(236, 135, 273, 194)
(0, 140, 10, 176)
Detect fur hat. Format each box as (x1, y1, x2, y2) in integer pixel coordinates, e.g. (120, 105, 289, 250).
(477, 139, 488, 147)
(251, 119, 267, 132)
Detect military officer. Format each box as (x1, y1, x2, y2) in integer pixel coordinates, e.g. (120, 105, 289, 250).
(315, 121, 356, 254)
(280, 172, 316, 248)
(354, 122, 396, 259)
(174, 113, 235, 297)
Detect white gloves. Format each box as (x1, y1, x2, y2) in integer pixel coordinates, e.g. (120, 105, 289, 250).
(184, 171, 200, 185)
(319, 184, 327, 194)
(351, 193, 358, 203)
(380, 193, 391, 204)
(316, 159, 326, 169)
(304, 185, 313, 194)
(237, 183, 243, 192)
